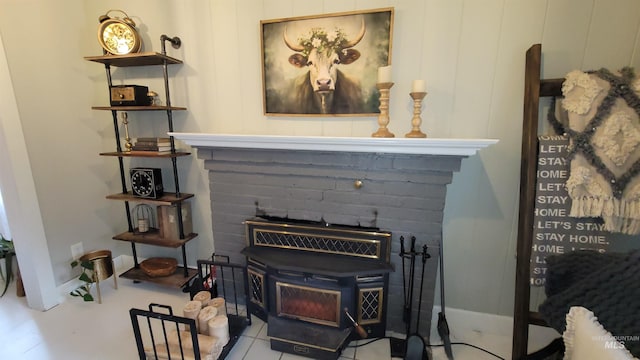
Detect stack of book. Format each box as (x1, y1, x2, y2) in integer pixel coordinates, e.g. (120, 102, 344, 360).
(131, 137, 172, 153)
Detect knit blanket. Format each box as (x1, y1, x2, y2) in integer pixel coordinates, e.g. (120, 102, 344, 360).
(538, 250, 640, 357)
(559, 68, 640, 234)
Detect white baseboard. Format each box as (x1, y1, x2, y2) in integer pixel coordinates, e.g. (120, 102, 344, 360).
(430, 305, 513, 338)
(429, 306, 560, 350)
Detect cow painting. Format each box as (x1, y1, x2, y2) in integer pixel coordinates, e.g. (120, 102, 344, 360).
(262, 10, 393, 116)
(283, 20, 366, 114)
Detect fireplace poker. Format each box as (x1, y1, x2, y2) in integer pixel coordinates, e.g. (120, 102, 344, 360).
(406, 236, 417, 336)
(437, 231, 453, 359)
(400, 236, 409, 323)
(416, 244, 430, 332)
(403, 239, 430, 360)
(344, 308, 368, 339)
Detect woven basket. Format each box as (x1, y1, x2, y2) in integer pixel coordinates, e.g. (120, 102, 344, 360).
(140, 257, 178, 277)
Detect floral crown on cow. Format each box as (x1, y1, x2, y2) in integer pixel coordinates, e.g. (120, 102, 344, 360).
(296, 27, 350, 57)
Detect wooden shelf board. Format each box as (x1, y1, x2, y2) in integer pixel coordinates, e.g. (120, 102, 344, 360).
(84, 52, 182, 66)
(92, 105, 187, 111)
(112, 231, 198, 248)
(100, 151, 191, 158)
(120, 266, 197, 288)
(106, 192, 194, 205)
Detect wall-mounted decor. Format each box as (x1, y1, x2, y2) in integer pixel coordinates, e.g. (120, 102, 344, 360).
(261, 8, 394, 116)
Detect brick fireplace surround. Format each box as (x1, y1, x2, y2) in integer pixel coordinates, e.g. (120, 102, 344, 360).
(171, 133, 495, 338)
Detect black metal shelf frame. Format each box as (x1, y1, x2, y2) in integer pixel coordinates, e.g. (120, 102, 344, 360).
(95, 35, 192, 278)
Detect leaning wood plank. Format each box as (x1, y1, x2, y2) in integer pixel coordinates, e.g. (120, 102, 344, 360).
(512, 43, 542, 360)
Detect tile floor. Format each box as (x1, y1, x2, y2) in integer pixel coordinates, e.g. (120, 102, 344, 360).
(0, 265, 558, 360)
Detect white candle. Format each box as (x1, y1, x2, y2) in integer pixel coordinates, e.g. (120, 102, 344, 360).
(377, 66, 392, 83)
(138, 218, 149, 233)
(412, 80, 426, 93)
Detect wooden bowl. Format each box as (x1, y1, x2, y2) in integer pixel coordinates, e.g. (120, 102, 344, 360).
(140, 257, 178, 277)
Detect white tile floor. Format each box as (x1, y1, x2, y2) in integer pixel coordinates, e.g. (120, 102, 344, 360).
(0, 267, 559, 360)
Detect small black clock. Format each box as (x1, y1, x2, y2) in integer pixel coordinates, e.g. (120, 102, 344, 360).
(130, 167, 163, 199)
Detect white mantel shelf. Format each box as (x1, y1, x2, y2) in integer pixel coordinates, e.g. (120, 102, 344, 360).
(169, 133, 498, 156)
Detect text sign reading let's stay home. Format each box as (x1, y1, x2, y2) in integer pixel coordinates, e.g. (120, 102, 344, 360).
(530, 136, 611, 286)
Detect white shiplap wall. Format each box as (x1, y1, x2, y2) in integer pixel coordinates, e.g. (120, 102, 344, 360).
(1, 0, 639, 316)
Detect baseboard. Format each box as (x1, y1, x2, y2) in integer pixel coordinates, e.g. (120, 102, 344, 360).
(430, 305, 514, 338)
(429, 306, 560, 349)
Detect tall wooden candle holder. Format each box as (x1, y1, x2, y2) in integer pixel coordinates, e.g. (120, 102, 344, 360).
(405, 92, 427, 138)
(372, 82, 395, 138)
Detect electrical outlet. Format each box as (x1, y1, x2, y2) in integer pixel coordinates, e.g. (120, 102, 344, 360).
(71, 242, 84, 260)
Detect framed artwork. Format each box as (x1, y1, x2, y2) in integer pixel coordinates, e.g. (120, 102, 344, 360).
(261, 8, 394, 117)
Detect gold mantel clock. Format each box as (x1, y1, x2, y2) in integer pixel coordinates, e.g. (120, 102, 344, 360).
(97, 9, 142, 55)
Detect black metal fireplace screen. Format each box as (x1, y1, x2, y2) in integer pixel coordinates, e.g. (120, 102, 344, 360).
(241, 217, 393, 359)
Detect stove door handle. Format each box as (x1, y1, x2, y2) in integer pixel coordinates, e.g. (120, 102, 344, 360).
(344, 308, 368, 339)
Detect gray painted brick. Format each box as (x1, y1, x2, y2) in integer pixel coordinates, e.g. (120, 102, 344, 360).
(382, 182, 446, 198)
(201, 148, 464, 337)
(196, 148, 213, 160)
(392, 155, 463, 172)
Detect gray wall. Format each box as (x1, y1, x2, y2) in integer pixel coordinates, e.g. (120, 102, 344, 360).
(0, 0, 639, 316)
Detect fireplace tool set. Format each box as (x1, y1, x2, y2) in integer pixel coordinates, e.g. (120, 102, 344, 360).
(390, 236, 431, 360)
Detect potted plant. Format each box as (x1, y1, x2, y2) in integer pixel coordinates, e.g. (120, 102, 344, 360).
(0, 234, 15, 297)
(70, 249, 116, 303)
(70, 256, 96, 301)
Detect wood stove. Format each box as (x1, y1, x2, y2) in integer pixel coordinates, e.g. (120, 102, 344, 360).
(242, 217, 394, 359)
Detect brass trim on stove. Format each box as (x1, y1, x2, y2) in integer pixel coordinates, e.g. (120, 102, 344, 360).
(277, 270, 305, 278)
(247, 268, 265, 308)
(252, 228, 382, 259)
(245, 219, 392, 238)
(358, 286, 384, 325)
(270, 336, 341, 352)
(248, 258, 266, 268)
(276, 282, 342, 328)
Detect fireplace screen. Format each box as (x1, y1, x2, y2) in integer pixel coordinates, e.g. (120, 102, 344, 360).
(276, 282, 341, 327)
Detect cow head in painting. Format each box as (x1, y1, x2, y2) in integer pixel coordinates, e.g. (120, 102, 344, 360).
(284, 19, 366, 94)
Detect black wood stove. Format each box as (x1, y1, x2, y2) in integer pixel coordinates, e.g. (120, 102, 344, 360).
(242, 217, 394, 360)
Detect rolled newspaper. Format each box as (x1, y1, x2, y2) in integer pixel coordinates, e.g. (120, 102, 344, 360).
(193, 291, 212, 306)
(197, 306, 218, 336)
(209, 297, 226, 316)
(182, 300, 202, 331)
(208, 315, 230, 347)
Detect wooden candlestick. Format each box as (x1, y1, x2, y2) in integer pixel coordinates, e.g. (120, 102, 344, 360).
(405, 92, 427, 138)
(372, 82, 395, 138)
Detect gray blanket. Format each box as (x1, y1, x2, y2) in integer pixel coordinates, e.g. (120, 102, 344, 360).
(538, 250, 640, 357)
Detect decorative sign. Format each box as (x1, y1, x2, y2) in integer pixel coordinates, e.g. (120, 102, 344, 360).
(530, 136, 612, 286)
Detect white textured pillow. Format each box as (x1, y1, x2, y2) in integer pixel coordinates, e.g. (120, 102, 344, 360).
(563, 306, 636, 360)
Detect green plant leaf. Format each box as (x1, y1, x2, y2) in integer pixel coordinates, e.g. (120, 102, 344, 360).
(0, 238, 13, 250)
(0, 253, 13, 297)
(68, 254, 97, 302)
(80, 260, 94, 271)
(1, 277, 9, 297)
(78, 272, 93, 283)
